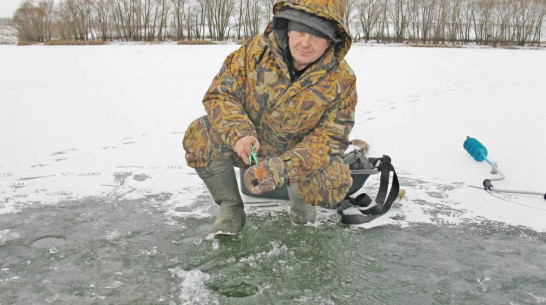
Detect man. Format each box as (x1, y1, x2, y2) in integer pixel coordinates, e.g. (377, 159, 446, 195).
(183, 0, 356, 235)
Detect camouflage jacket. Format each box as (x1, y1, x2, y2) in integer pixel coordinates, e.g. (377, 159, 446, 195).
(202, 0, 357, 184)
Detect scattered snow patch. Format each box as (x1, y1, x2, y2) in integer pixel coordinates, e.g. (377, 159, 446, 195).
(169, 267, 218, 305)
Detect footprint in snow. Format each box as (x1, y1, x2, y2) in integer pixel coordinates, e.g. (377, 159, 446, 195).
(133, 174, 151, 182)
(50, 148, 77, 156)
(120, 134, 149, 145)
(113, 172, 132, 186)
(18, 175, 57, 181)
(50, 148, 77, 162)
(166, 165, 184, 170)
(120, 137, 136, 145)
(78, 172, 102, 177)
(426, 191, 447, 199)
(11, 182, 26, 189)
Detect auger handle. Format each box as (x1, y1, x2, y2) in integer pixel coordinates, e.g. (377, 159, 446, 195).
(483, 179, 546, 200)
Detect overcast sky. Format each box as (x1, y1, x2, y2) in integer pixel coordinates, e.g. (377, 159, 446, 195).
(0, 0, 21, 18)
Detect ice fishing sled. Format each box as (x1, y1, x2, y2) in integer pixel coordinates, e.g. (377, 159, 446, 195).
(240, 140, 401, 224)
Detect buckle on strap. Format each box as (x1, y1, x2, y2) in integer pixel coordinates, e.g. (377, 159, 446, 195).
(338, 155, 400, 225)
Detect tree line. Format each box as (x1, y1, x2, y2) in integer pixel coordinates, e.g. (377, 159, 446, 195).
(348, 0, 545, 46)
(11, 0, 545, 46)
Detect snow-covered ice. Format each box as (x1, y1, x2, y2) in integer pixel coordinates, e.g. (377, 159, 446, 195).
(0, 43, 545, 232)
(169, 267, 219, 305)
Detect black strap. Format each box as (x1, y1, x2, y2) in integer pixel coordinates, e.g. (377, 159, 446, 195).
(338, 155, 400, 225)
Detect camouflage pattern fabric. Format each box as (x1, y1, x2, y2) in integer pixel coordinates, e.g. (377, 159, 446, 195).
(183, 0, 356, 208)
(243, 156, 288, 195)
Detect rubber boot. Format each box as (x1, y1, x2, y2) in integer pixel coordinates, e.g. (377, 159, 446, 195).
(196, 160, 246, 236)
(287, 184, 316, 224)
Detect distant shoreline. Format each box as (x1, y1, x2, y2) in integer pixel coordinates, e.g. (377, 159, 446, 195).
(3, 40, 545, 51)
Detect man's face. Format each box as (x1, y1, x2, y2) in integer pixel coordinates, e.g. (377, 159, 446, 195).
(287, 31, 330, 71)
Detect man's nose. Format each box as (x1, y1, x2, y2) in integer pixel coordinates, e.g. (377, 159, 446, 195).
(300, 33, 312, 46)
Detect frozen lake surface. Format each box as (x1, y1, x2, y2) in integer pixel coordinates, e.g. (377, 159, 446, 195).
(1, 196, 546, 304)
(1, 44, 545, 304)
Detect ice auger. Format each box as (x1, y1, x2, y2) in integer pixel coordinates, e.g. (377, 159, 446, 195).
(464, 136, 545, 200)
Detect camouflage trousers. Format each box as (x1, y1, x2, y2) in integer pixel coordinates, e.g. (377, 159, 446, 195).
(183, 116, 352, 208)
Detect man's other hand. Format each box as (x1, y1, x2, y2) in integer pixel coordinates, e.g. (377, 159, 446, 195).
(243, 157, 287, 195)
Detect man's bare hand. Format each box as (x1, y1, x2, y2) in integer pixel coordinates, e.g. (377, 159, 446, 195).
(234, 136, 260, 165)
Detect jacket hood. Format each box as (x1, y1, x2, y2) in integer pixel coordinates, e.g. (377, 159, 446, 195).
(266, 0, 352, 62)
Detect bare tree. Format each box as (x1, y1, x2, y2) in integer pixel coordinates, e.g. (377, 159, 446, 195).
(110, 0, 135, 40)
(194, 0, 207, 40)
(205, 0, 234, 40)
(182, 1, 195, 40)
(343, 0, 358, 36)
(459, 0, 475, 44)
(512, 0, 537, 45)
(357, 0, 382, 42)
(56, 0, 91, 41)
(139, 0, 156, 40)
(530, 0, 545, 45)
(445, 0, 462, 43)
(13, 1, 46, 41)
(93, 0, 112, 40)
(155, 0, 171, 40)
(419, 0, 436, 42)
(234, 0, 244, 40)
(243, 0, 261, 39)
(261, 0, 275, 22)
(389, 0, 409, 42)
(171, 0, 186, 40)
(431, 0, 448, 43)
(38, 0, 55, 41)
(376, 0, 390, 42)
(472, 0, 491, 44)
(406, 0, 420, 40)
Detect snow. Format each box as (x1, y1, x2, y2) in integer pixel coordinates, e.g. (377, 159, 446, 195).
(0, 43, 545, 231)
(169, 267, 218, 305)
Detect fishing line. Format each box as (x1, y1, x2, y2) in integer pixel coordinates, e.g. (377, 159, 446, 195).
(484, 190, 546, 211)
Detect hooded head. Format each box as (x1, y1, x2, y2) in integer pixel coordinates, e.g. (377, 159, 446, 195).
(277, 9, 342, 44)
(268, 0, 352, 62)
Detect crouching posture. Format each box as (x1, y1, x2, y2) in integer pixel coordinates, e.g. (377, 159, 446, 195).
(183, 0, 357, 235)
